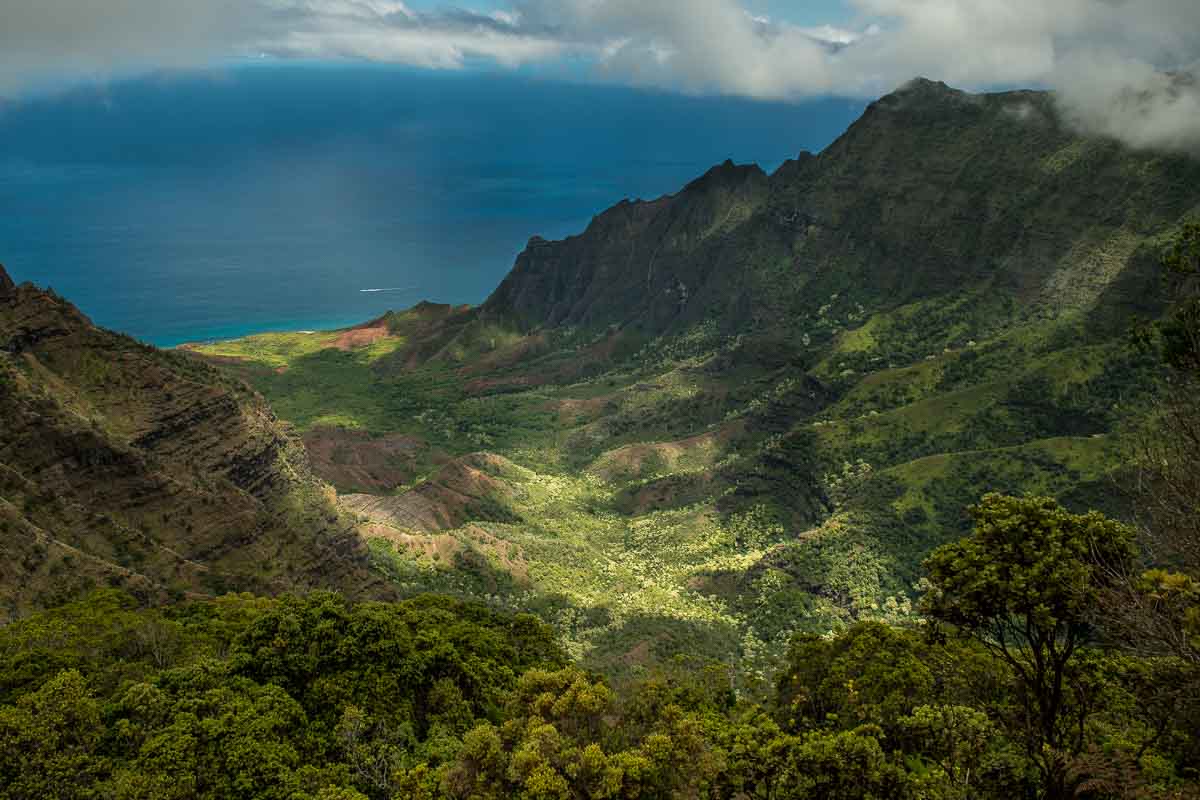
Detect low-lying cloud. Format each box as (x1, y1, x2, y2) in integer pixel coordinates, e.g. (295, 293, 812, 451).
(1052, 55, 1200, 155)
(2, 0, 1199, 154)
(0, 0, 256, 92)
(838, 0, 1200, 154)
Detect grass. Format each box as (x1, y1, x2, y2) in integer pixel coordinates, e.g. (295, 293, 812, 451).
(189, 330, 346, 368)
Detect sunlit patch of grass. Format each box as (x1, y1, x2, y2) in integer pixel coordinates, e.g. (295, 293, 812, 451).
(830, 314, 882, 355)
(1041, 139, 1093, 176)
(358, 456, 795, 668)
(189, 324, 410, 370)
(307, 412, 368, 430)
(188, 330, 342, 369)
(361, 335, 409, 362)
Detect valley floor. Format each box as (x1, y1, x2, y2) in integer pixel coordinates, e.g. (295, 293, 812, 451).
(187, 293, 1151, 675)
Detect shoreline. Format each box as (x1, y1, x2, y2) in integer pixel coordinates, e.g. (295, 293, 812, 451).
(159, 315, 393, 351)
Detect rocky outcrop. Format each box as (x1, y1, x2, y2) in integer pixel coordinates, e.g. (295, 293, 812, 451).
(340, 453, 522, 534)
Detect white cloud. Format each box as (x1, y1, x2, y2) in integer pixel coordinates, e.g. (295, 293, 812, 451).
(827, 0, 1200, 152)
(253, 0, 569, 69)
(797, 25, 867, 47)
(521, 1, 835, 98)
(1, 0, 1199, 153)
(0, 0, 258, 92)
(1053, 54, 1200, 155)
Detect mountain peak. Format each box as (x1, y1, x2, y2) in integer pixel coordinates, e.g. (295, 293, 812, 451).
(682, 159, 766, 194)
(870, 77, 971, 113)
(478, 77, 1200, 337)
(0, 264, 14, 296)
(900, 76, 954, 93)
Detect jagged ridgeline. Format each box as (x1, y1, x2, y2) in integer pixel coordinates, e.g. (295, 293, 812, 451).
(484, 78, 1195, 336)
(0, 264, 388, 618)
(17, 78, 1200, 673)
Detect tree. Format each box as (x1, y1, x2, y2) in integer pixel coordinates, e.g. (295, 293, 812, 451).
(775, 725, 912, 800)
(109, 660, 309, 800)
(776, 622, 935, 738)
(0, 670, 105, 799)
(898, 704, 1014, 800)
(441, 666, 721, 800)
(922, 494, 1138, 800)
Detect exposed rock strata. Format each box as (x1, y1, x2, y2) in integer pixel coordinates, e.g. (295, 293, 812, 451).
(0, 273, 386, 617)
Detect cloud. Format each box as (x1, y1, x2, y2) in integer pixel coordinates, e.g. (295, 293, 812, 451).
(251, 0, 841, 96)
(0, 0, 259, 93)
(511, 1, 837, 97)
(832, 0, 1200, 153)
(1, 0, 1199, 153)
(1053, 55, 1200, 155)
(256, 0, 568, 69)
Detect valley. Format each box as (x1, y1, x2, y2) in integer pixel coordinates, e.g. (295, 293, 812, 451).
(180, 79, 1199, 675)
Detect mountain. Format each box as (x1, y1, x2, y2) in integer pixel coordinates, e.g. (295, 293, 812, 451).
(100, 79, 1200, 671)
(0, 265, 386, 619)
(482, 78, 1194, 336)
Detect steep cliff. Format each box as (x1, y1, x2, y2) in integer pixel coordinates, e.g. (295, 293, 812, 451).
(0, 265, 386, 617)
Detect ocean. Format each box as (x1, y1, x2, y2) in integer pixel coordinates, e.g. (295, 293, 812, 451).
(0, 65, 864, 346)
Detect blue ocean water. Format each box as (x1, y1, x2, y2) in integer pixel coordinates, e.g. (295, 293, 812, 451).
(0, 66, 864, 346)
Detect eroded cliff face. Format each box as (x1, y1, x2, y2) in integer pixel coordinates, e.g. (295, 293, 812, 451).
(0, 265, 386, 617)
(482, 79, 1200, 339)
(483, 161, 770, 333)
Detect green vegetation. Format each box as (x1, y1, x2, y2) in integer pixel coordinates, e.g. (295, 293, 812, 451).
(0, 591, 564, 799)
(3, 495, 1197, 799)
(0, 274, 383, 617)
(179, 83, 1200, 678)
(180, 101, 1195, 672)
(187, 279, 1165, 675)
(923, 495, 1139, 798)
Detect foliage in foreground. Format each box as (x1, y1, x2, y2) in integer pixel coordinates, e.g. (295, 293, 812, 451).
(1, 497, 1198, 800)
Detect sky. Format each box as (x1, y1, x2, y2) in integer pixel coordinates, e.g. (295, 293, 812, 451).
(1, 0, 1199, 153)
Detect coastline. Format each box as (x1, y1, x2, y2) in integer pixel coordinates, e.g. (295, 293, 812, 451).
(161, 314, 391, 350)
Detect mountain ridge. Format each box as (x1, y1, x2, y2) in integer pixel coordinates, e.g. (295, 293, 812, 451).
(0, 264, 389, 618)
(479, 78, 1197, 344)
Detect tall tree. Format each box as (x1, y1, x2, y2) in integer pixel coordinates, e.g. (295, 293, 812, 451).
(922, 494, 1137, 800)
